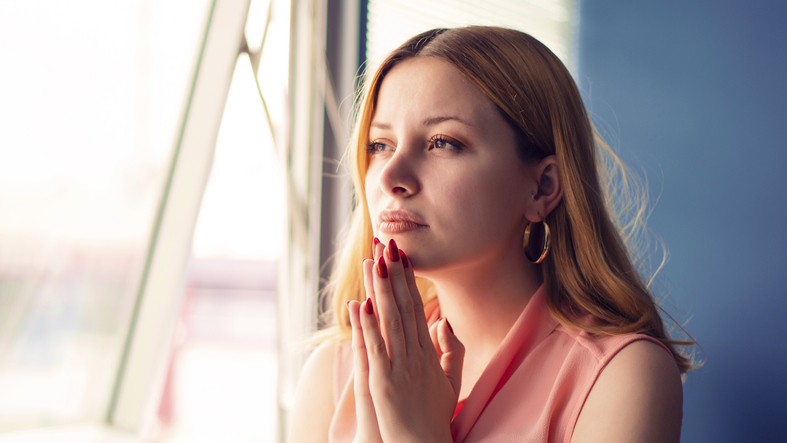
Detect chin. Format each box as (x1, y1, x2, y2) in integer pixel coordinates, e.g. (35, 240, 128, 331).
(403, 253, 445, 275)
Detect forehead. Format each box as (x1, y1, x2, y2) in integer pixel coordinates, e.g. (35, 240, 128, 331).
(372, 57, 498, 127)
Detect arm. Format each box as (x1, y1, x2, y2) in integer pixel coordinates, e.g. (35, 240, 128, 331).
(286, 340, 337, 443)
(571, 340, 683, 443)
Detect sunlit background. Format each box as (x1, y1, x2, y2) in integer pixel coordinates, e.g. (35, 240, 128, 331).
(0, 0, 286, 441)
(0, 0, 207, 430)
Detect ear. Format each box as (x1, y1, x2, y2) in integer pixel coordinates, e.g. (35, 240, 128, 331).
(525, 155, 563, 222)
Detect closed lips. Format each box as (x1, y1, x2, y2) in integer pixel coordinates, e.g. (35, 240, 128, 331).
(378, 210, 428, 234)
(378, 210, 428, 226)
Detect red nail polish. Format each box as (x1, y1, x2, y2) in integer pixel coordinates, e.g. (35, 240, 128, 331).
(446, 319, 454, 334)
(372, 237, 381, 255)
(388, 238, 400, 262)
(377, 256, 388, 278)
(400, 250, 409, 268)
(364, 298, 374, 315)
(346, 300, 351, 308)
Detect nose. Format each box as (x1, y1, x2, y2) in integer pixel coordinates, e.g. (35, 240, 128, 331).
(377, 145, 421, 198)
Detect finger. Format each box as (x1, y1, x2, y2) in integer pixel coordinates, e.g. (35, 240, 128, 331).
(438, 318, 465, 397)
(373, 236, 383, 261)
(348, 300, 380, 431)
(429, 320, 443, 360)
(362, 259, 378, 321)
(372, 255, 407, 361)
(360, 297, 391, 377)
(384, 240, 420, 352)
(401, 250, 433, 350)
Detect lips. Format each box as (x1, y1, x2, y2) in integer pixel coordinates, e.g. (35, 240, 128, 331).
(378, 209, 428, 234)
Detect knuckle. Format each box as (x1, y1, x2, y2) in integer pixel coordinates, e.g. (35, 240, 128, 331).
(355, 365, 369, 379)
(379, 382, 400, 401)
(355, 388, 372, 400)
(413, 298, 425, 315)
(400, 298, 415, 316)
(386, 317, 403, 334)
(370, 341, 387, 356)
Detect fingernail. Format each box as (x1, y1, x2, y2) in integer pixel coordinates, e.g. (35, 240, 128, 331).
(372, 237, 380, 256)
(446, 319, 454, 334)
(388, 238, 400, 262)
(377, 256, 388, 278)
(364, 298, 374, 315)
(400, 250, 409, 268)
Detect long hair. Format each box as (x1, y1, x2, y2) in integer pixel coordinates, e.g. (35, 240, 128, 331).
(320, 26, 694, 373)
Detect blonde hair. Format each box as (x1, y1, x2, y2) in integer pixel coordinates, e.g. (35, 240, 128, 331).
(319, 26, 694, 373)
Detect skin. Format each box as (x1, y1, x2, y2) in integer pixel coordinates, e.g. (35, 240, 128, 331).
(287, 57, 682, 442)
(362, 57, 559, 407)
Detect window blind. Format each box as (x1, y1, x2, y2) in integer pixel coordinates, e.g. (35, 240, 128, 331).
(365, 0, 576, 76)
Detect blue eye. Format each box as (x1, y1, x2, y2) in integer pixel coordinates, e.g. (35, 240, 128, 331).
(429, 135, 464, 151)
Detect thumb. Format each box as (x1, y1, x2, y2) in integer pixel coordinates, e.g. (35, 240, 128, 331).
(429, 320, 443, 359)
(437, 318, 464, 396)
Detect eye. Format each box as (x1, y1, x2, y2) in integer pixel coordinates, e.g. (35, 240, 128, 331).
(365, 141, 393, 154)
(428, 135, 464, 152)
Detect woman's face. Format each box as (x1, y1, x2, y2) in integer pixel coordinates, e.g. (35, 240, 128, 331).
(365, 57, 537, 273)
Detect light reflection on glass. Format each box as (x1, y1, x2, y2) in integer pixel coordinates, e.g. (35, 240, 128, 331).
(0, 0, 208, 431)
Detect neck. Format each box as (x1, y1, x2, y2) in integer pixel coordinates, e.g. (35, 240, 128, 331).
(423, 248, 542, 361)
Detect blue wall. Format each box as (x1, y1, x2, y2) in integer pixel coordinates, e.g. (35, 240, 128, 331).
(577, 1, 787, 441)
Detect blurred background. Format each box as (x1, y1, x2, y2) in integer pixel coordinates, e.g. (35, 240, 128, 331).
(578, 1, 787, 441)
(0, 1, 287, 441)
(0, 0, 784, 442)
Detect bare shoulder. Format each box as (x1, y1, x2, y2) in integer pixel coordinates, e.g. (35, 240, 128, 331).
(286, 339, 340, 443)
(571, 339, 683, 443)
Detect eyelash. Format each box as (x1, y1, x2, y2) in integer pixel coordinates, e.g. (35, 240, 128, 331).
(365, 141, 389, 154)
(365, 135, 465, 155)
(429, 135, 464, 152)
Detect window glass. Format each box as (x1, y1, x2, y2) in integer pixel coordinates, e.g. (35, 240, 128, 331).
(158, 54, 284, 443)
(156, 0, 289, 440)
(0, 0, 208, 431)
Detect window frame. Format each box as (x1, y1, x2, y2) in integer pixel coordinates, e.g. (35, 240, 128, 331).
(106, 0, 252, 435)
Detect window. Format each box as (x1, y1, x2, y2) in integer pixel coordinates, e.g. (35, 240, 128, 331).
(366, 0, 576, 74)
(0, 0, 208, 432)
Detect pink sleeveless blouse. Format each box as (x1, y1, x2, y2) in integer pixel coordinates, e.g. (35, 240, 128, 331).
(328, 285, 674, 442)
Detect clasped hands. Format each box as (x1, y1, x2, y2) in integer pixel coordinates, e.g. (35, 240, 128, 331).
(346, 238, 465, 443)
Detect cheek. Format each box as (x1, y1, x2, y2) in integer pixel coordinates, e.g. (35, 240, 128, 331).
(441, 166, 524, 233)
(364, 167, 383, 216)
(436, 162, 516, 208)
(364, 164, 377, 199)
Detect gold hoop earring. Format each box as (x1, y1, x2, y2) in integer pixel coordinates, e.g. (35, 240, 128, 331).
(522, 219, 551, 264)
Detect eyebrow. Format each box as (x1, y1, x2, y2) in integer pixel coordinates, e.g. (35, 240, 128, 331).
(422, 115, 473, 127)
(370, 121, 392, 130)
(370, 115, 473, 131)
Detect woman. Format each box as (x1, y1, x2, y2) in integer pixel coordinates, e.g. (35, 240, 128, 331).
(288, 27, 692, 442)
